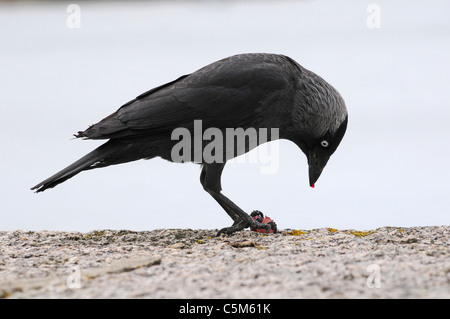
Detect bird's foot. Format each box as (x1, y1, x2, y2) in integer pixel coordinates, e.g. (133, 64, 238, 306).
(216, 210, 277, 236)
(249, 210, 277, 234)
(216, 219, 249, 236)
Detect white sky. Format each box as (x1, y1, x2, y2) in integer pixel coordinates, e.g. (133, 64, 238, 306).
(1, 0, 449, 232)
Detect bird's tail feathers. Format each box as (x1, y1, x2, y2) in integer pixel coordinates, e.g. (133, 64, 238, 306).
(31, 141, 125, 193)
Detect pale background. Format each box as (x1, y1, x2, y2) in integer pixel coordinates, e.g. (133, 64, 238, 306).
(1, 0, 449, 232)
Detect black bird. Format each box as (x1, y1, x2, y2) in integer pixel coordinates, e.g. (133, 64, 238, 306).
(31, 53, 348, 235)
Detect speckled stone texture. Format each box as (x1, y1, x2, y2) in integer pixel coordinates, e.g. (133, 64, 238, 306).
(0, 226, 448, 298)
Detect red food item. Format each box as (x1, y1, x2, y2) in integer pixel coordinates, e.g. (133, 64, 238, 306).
(250, 214, 275, 233)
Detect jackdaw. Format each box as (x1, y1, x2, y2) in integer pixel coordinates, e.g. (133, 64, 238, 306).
(31, 53, 348, 235)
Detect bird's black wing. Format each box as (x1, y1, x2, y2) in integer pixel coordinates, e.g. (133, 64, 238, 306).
(78, 54, 293, 140)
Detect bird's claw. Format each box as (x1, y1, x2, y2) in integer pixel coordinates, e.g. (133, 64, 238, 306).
(216, 219, 248, 236)
(250, 210, 277, 234)
(216, 210, 277, 236)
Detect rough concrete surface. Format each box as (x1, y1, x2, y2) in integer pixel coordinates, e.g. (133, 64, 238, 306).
(0, 226, 449, 299)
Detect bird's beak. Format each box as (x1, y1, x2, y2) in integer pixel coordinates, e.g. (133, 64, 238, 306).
(308, 149, 327, 187)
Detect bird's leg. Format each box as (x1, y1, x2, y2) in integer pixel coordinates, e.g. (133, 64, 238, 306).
(200, 163, 271, 236)
(209, 191, 271, 236)
(200, 163, 240, 222)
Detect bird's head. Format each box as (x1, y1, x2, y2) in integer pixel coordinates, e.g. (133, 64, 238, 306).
(304, 114, 348, 187)
(290, 68, 348, 187)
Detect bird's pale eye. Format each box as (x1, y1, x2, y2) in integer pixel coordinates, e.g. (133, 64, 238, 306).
(320, 140, 329, 148)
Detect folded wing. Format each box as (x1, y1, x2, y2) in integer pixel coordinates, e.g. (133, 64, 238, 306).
(77, 54, 291, 140)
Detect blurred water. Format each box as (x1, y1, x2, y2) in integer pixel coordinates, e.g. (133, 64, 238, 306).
(1, 0, 449, 231)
